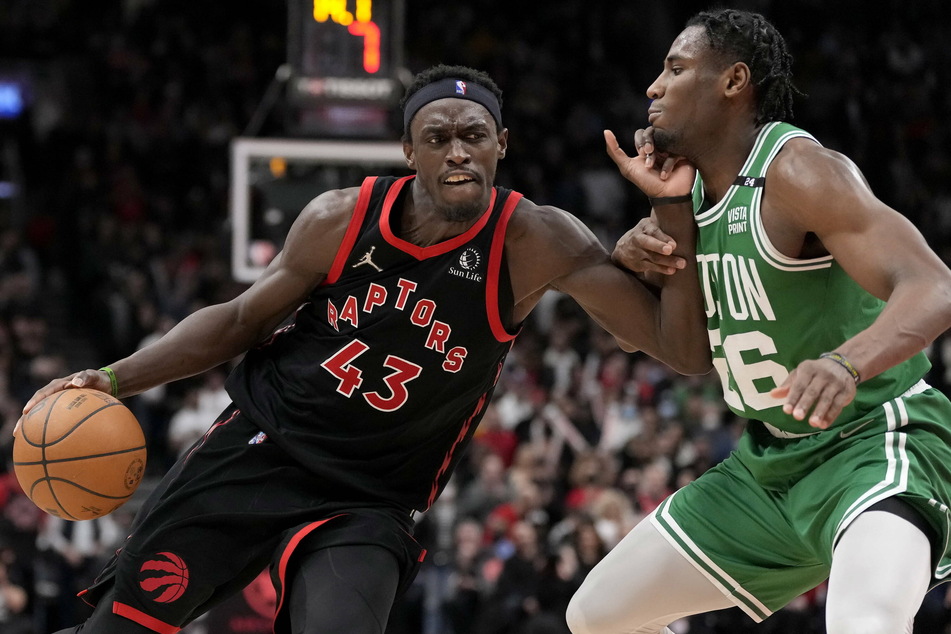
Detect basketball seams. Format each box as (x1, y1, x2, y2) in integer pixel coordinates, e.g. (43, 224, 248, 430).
(15, 388, 68, 446)
(41, 402, 131, 447)
(29, 477, 125, 521)
(14, 444, 148, 466)
(40, 390, 69, 518)
(13, 388, 147, 521)
(35, 477, 137, 501)
(18, 394, 124, 447)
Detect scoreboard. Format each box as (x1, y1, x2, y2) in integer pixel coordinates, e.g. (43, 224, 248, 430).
(287, 0, 405, 137)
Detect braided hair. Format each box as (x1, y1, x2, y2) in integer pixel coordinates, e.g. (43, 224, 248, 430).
(687, 9, 802, 124)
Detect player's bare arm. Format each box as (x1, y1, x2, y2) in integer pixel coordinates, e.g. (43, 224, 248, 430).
(765, 140, 951, 426)
(612, 126, 690, 277)
(505, 199, 710, 375)
(613, 210, 686, 278)
(605, 128, 694, 277)
(21, 188, 360, 414)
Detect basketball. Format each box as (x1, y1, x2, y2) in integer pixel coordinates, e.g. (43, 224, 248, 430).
(13, 388, 147, 521)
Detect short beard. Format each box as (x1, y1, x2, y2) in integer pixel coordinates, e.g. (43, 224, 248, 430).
(441, 200, 484, 223)
(652, 128, 679, 156)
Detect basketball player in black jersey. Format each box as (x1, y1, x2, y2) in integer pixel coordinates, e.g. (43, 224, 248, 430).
(22, 64, 709, 634)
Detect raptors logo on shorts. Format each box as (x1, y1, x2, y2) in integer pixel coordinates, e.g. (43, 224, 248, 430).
(138, 551, 190, 603)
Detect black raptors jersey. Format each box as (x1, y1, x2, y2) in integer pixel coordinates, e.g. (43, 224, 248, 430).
(226, 175, 521, 512)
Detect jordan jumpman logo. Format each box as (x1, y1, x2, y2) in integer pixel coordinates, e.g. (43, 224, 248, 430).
(352, 246, 382, 272)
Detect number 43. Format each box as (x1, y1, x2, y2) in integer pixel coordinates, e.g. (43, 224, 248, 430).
(320, 339, 422, 412)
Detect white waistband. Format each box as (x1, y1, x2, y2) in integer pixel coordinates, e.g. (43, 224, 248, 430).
(762, 421, 821, 439)
(902, 378, 929, 398)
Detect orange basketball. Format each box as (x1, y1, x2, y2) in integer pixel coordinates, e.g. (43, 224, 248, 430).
(13, 388, 147, 521)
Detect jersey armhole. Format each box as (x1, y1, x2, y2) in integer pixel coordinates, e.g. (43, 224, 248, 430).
(323, 177, 377, 285)
(486, 193, 522, 342)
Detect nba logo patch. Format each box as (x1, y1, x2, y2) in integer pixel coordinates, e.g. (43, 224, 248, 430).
(248, 431, 267, 445)
(455, 80, 467, 95)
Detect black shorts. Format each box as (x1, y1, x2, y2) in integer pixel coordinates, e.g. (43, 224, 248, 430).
(80, 405, 425, 632)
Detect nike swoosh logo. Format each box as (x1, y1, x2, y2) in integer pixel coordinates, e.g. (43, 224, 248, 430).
(839, 419, 876, 439)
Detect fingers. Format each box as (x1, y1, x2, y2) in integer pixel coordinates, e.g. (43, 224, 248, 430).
(22, 376, 76, 416)
(603, 129, 630, 169)
(633, 128, 655, 167)
(612, 220, 685, 274)
(613, 251, 683, 275)
(770, 360, 857, 429)
(20, 370, 110, 417)
(659, 155, 680, 180)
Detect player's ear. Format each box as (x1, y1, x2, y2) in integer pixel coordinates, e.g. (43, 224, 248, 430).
(725, 62, 752, 97)
(497, 128, 508, 159)
(402, 140, 416, 170)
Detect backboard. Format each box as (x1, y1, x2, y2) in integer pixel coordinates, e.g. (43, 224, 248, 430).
(229, 137, 409, 283)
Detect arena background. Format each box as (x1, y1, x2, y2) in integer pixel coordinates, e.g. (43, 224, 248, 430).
(0, 1, 950, 632)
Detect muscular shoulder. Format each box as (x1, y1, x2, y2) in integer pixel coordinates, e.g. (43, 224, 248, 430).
(298, 186, 362, 230)
(506, 198, 603, 256)
(280, 186, 363, 275)
(770, 138, 860, 192)
(765, 137, 874, 233)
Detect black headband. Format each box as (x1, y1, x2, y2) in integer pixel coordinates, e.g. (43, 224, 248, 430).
(402, 78, 503, 133)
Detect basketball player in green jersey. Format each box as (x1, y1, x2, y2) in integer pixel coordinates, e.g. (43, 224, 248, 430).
(567, 8, 951, 634)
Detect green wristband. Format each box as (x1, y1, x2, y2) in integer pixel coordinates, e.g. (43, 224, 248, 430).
(99, 366, 119, 397)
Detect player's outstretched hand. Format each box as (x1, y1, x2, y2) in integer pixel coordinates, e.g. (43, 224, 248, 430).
(15, 370, 113, 435)
(769, 358, 858, 429)
(603, 128, 695, 199)
(613, 217, 687, 275)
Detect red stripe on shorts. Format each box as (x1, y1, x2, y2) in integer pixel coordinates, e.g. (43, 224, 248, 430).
(113, 601, 181, 633)
(271, 514, 347, 631)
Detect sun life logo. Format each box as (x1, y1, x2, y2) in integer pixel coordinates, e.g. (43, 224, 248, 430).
(458, 247, 481, 271)
(449, 247, 483, 282)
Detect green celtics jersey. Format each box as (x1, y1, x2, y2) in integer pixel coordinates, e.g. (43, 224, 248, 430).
(692, 121, 931, 434)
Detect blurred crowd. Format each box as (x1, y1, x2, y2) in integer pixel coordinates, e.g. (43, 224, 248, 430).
(0, 1, 951, 633)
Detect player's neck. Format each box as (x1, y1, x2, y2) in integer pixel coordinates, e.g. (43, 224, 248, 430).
(398, 196, 479, 247)
(695, 123, 762, 204)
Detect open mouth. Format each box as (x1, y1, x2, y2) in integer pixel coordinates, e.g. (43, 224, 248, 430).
(443, 174, 476, 185)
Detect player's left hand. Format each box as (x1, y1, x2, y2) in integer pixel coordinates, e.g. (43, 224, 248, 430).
(604, 129, 695, 199)
(770, 357, 858, 428)
(613, 217, 686, 275)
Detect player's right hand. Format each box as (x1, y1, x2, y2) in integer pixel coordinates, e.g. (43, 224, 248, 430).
(769, 356, 858, 429)
(15, 370, 112, 435)
(612, 216, 687, 275)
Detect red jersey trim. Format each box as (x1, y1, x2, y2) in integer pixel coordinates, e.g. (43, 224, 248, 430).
(380, 176, 498, 260)
(112, 602, 181, 634)
(78, 588, 95, 608)
(486, 191, 522, 342)
(426, 393, 488, 510)
(272, 514, 347, 626)
(324, 177, 377, 285)
(183, 408, 240, 464)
